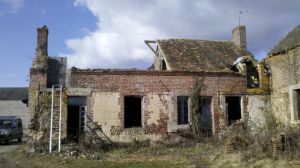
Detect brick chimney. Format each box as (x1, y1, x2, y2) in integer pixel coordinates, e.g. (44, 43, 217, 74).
(232, 25, 247, 54)
(32, 25, 48, 68)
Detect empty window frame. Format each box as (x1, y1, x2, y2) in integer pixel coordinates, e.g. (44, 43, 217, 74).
(161, 59, 167, 70)
(124, 96, 142, 128)
(177, 96, 189, 125)
(246, 62, 259, 88)
(292, 89, 300, 120)
(226, 96, 242, 125)
(297, 90, 300, 119)
(199, 97, 212, 132)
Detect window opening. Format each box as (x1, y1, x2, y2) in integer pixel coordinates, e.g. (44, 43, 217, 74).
(246, 62, 259, 88)
(161, 59, 167, 70)
(199, 97, 212, 133)
(177, 96, 189, 125)
(296, 89, 300, 119)
(226, 96, 241, 125)
(124, 96, 142, 128)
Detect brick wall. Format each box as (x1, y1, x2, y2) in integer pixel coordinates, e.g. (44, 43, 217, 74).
(70, 70, 247, 135)
(29, 68, 47, 89)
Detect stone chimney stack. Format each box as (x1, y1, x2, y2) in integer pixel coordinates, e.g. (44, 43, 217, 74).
(232, 25, 247, 53)
(32, 25, 48, 68)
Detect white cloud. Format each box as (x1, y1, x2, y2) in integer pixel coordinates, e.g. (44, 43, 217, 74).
(62, 0, 300, 68)
(0, 0, 24, 14)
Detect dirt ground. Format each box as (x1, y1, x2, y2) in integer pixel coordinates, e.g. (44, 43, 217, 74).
(0, 140, 22, 154)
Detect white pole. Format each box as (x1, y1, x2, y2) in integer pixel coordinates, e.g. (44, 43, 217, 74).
(58, 85, 62, 152)
(49, 85, 54, 153)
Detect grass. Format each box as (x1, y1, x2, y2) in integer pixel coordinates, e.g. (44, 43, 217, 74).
(0, 145, 190, 168)
(1, 141, 300, 168)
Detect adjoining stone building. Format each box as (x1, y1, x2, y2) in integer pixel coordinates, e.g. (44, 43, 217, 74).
(266, 25, 300, 125)
(28, 25, 273, 150)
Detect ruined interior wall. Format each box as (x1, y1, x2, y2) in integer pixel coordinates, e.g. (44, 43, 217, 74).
(144, 93, 169, 132)
(247, 95, 271, 129)
(47, 57, 67, 87)
(266, 47, 300, 125)
(92, 92, 121, 138)
(71, 71, 247, 141)
(91, 92, 170, 142)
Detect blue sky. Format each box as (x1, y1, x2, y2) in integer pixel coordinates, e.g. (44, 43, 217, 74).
(1, 0, 300, 87)
(0, 0, 96, 86)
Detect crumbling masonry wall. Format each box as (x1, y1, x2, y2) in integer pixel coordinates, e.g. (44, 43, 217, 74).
(28, 67, 68, 151)
(266, 47, 300, 125)
(70, 70, 247, 142)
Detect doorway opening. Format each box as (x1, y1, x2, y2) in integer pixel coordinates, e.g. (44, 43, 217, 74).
(67, 97, 86, 142)
(124, 96, 142, 128)
(226, 96, 241, 125)
(177, 96, 189, 125)
(199, 97, 212, 133)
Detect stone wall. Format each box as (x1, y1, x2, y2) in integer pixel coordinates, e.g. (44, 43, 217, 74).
(266, 47, 300, 125)
(247, 95, 271, 129)
(27, 89, 68, 151)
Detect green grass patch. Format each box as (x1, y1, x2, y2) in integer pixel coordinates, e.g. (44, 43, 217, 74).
(1, 142, 300, 168)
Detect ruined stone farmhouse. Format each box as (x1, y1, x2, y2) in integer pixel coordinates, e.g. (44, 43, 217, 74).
(28, 24, 300, 150)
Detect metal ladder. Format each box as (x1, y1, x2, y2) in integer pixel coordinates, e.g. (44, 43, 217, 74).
(49, 85, 62, 153)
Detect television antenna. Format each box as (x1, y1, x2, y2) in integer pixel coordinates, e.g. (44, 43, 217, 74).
(239, 10, 248, 26)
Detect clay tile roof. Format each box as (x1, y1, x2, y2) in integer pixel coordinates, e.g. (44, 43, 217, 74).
(269, 24, 300, 55)
(157, 39, 244, 72)
(0, 87, 28, 100)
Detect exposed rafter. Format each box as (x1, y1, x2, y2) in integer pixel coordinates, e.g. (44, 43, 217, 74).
(145, 40, 159, 57)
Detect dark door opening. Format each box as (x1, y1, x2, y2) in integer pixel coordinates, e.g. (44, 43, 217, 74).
(199, 97, 212, 133)
(67, 96, 86, 143)
(177, 96, 189, 125)
(124, 96, 142, 128)
(296, 89, 300, 119)
(226, 96, 241, 125)
(67, 105, 80, 141)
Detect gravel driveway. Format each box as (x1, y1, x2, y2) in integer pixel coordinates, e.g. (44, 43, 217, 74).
(0, 140, 22, 154)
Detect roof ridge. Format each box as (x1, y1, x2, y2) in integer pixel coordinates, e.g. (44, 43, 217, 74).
(269, 24, 300, 55)
(156, 39, 232, 42)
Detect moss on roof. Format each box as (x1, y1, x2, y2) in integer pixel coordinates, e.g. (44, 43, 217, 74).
(157, 39, 247, 72)
(269, 24, 300, 55)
